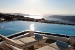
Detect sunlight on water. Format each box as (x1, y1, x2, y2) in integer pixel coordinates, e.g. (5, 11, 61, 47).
(30, 23, 35, 31)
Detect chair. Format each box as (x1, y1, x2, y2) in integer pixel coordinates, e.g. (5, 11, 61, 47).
(0, 41, 22, 50)
(0, 34, 26, 49)
(18, 37, 38, 47)
(0, 34, 48, 50)
(31, 34, 48, 46)
(44, 35, 70, 42)
(36, 42, 72, 50)
(18, 34, 48, 47)
(49, 42, 71, 50)
(36, 45, 57, 50)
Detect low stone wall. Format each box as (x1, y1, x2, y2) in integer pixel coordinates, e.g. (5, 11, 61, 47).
(0, 30, 70, 42)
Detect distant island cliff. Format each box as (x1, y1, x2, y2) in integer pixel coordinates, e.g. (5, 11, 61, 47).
(0, 13, 75, 26)
(48, 15, 75, 22)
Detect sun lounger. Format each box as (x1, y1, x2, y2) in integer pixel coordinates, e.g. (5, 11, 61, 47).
(49, 42, 71, 50)
(0, 34, 39, 50)
(18, 34, 48, 47)
(18, 37, 38, 47)
(30, 34, 48, 46)
(0, 34, 26, 49)
(36, 40, 72, 50)
(36, 42, 71, 50)
(0, 41, 23, 50)
(44, 35, 70, 42)
(36, 45, 57, 50)
(0, 34, 48, 50)
(0, 42, 13, 50)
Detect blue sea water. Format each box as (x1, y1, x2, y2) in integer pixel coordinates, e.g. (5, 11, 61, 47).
(0, 21, 75, 36)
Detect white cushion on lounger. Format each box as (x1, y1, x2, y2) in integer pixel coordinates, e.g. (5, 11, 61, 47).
(36, 45, 57, 50)
(19, 37, 38, 47)
(19, 37, 36, 44)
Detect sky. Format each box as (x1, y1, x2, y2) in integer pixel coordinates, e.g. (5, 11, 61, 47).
(0, 0, 75, 15)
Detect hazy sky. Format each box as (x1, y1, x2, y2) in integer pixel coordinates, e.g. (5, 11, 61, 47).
(0, 0, 75, 15)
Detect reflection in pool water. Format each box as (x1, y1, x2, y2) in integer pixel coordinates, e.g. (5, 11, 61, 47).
(0, 26, 5, 28)
(30, 23, 35, 31)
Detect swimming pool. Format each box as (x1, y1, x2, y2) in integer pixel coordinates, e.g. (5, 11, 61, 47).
(0, 21, 75, 36)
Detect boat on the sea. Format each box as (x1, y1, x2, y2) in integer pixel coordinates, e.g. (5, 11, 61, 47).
(0, 30, 75, 50)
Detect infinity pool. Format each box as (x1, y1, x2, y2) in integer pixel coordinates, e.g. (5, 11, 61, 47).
(0, 21, 75, 36)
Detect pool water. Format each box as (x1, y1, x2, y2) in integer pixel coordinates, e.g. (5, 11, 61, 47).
(0, 21, 75, 36)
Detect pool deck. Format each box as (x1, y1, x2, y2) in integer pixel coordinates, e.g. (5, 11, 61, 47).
(0, 30, 70, 42)
(0, 30, 75, 50)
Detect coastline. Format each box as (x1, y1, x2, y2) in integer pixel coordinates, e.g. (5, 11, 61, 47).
(18, 18, 75, 26)
(0, 19, 75, 26)
(0, 13, 75, 26)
